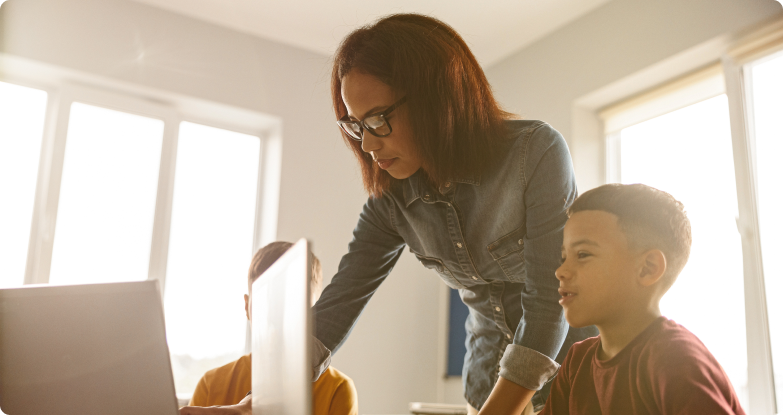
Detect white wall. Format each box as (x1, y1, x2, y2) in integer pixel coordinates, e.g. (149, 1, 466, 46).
(485, 0, 783, 192)
(0, 0, 447, 413)
(7, 0, 779, 412)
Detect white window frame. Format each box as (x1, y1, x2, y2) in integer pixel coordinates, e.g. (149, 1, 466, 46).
(586, 17, 783, 415)
(599, 63, 726, 183)
(722, 19, 783, 414)
(1, 54, 283, 297)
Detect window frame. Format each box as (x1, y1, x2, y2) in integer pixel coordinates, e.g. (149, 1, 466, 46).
(722, 23, 783, 413)
(0, 62, 282, 298)
(595, 18, 783, 415)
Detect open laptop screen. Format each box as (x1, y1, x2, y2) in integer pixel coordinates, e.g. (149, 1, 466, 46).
(251, 238, 312, 415)
(0, 280, 178, 415)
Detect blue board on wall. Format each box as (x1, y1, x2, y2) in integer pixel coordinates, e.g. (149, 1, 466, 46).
(447, 288, 470, 377)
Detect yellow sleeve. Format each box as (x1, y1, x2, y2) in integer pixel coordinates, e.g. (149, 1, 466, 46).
(328, 378, 358, 415)
(188, 374, 210, 407)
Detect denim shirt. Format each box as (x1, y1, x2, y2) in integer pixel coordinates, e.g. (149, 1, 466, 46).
(312, 120, 598, 410)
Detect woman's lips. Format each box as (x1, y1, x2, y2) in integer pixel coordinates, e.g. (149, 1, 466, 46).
(376, 158, 396, 170)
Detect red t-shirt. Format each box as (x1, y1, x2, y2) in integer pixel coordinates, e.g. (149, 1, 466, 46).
(540, 317, 745, 415)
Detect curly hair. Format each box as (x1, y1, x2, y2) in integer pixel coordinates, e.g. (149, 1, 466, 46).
(568, 183, 692, 287)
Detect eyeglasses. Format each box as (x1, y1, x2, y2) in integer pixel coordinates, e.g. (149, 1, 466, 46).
(337, 97, 407, 141)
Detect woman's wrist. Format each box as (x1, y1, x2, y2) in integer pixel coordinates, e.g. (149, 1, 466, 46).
(478, 376, 535, 415)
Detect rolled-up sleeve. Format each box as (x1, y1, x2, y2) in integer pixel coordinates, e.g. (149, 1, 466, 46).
(500, 123, 576, 390)
(311, 194, 406, 379)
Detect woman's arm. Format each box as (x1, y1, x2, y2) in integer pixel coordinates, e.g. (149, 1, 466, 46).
(311, 195, 406, 373)
(487, 124, 576, 411)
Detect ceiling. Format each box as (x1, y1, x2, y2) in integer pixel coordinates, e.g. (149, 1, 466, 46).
(129, 0, 612, 67)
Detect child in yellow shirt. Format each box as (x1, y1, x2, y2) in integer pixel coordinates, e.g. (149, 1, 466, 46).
(186, 242, 358, 415)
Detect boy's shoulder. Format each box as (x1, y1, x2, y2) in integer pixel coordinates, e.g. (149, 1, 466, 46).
(637, 318, 715, 367)
(313, 366, 358, 414)
(565, 333, 601, 361)
(200, 354, 252, 388)
(316, 366, 355, 388)
(636, 318, 745, 414)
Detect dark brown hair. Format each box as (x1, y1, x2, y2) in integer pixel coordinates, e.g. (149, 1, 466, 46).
(567, 184, 692, 288)
(332, 13, 513, 197)
(248, 241, 323, 295)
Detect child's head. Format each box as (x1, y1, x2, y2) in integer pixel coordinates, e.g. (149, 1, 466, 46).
(244, 241, 324, 320)
(556, 183, 692, 328)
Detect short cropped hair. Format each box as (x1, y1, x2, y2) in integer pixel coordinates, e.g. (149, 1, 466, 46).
(247, 242, 323, 297)
(332, 13, 513, 197)
(568, 184, 692, 289)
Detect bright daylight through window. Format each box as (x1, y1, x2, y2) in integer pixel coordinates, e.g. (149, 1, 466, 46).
(613, 94, 748, 406)
(48, 103, 164, 285)
(748, 51, 783, 409)
(164, 122, 261, 397)
(0, 82, 47, 288)
(0, 70, 277, 405)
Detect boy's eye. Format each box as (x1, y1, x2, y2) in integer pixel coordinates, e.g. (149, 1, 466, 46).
(577, 251, 591, 259)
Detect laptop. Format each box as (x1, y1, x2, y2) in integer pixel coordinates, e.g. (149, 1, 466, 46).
(0, 239, 314, 415)
(0, 279, 179, 415)
(250, 238, 312, 415)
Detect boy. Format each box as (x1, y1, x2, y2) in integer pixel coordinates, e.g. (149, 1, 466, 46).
(183, 242, 358, 415)
(542, 184, 744, 414)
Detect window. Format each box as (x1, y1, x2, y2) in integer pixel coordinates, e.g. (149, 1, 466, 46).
(602, 68, 748, 405)
(0, 79, 281, 399)
(49, 103, 163, 285)
(599, 22, 783, 411)
(164, 122, 262, 394)
(0, 81, 47, 288)
(749, 50, 783, 410)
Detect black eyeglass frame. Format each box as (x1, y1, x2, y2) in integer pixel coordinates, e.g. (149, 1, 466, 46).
(337, 97, 407, 141)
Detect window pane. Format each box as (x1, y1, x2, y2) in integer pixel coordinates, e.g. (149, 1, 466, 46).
(619, 94, 748, 405)
(49, 103, 163, 285)
(0, 82, 47, 288)
(164, 122, 260, 396)
(750, 52, 783, 408)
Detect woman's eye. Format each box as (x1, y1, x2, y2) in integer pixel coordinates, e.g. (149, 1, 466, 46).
(577, 252, 591, 259)
(365, 116, 385, 129)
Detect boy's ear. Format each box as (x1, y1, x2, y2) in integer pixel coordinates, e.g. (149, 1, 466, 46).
(638, 249, 667, 287)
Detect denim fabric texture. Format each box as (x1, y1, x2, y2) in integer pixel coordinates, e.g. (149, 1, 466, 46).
(312, 120, 598, 410)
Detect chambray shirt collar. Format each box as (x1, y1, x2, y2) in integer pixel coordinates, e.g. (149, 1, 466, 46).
(402, 169, 481, 207)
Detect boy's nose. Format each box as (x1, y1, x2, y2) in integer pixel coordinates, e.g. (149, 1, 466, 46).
(555, 262, 569, 281)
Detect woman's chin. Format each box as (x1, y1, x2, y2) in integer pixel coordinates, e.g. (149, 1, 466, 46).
(386, 166, 418, 180)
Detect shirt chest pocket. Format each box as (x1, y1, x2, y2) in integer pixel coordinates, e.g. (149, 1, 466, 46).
(487, 226, 527, 283)
(411, 251, 467, 290)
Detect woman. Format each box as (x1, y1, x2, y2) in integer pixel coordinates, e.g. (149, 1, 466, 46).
(180, 13, 595, 415)
(314, 14, 595, 415)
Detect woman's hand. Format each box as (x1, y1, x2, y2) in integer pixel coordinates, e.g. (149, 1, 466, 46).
(179, 394, 252, 415)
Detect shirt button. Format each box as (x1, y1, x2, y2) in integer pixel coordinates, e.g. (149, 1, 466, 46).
(471, 276, 478, 280)
(495, 306, 501, 312)
(423, 194, 430, 200)
(518, 239, 523, 245)
(445, 182, 451, 188)
(456, 242, 463, 248)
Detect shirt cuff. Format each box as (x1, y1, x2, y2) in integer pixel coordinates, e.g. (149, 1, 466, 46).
(311, 335, 332, 382)
(499, 344, 560, 391)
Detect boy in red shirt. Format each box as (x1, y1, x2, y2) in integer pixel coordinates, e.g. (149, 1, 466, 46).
(541, 183, 745, 415)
